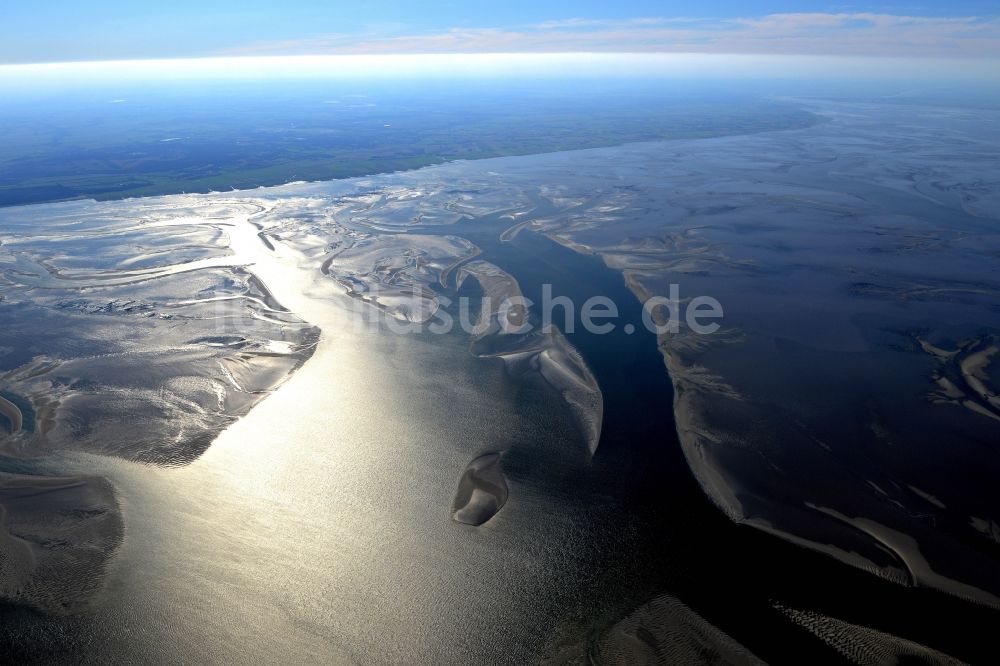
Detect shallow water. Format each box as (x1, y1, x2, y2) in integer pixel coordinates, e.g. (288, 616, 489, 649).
(0, 213, 633, 664)
(2, 99, 1000, 663)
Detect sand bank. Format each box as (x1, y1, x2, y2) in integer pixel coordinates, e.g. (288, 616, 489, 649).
(452, 453, 509, 526)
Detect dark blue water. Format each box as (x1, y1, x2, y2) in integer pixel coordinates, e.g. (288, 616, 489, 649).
(428, 201, 1000, 664)
(2, 195, 996, 665)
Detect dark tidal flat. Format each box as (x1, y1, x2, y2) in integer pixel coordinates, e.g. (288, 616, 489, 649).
(0, 99, 999, 664)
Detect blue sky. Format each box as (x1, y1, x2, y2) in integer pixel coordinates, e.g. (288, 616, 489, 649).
(2, 1, 999, 64)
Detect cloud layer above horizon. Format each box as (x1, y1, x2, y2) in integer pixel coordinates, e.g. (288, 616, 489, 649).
(1, 7, 999, 65)
(222, 13, 1000, 59)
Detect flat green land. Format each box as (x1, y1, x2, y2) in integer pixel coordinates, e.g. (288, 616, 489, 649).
(0, 83, 821, 207)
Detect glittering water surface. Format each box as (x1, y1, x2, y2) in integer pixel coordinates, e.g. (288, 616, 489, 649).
(2, 100, 1000, 664)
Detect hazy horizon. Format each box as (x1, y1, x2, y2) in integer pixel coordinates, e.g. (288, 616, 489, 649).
(3, 4, 1000, 665)
(3, 1, 1000, 65)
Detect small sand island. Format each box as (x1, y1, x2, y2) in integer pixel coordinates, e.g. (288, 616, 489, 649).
(452, 453, 509, 526)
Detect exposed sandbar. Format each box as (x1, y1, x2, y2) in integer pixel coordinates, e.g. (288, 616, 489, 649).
(458, 260, 603, 454)
(548, 593, 765, 665)
(452, 453, 509, 526)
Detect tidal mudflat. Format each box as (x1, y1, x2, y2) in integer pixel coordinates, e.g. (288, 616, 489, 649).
(0, 201, 318, 466)
(1, 100, 999, 663)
